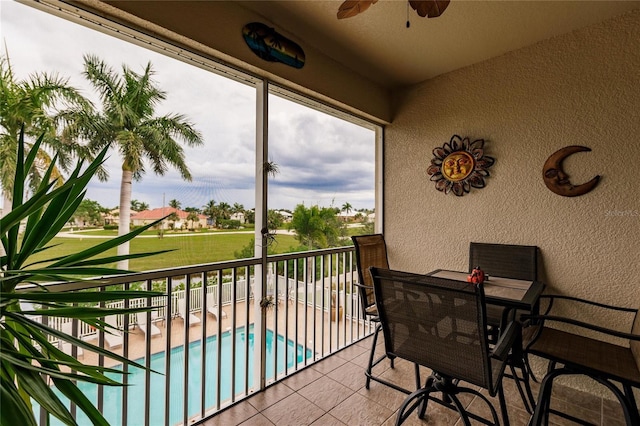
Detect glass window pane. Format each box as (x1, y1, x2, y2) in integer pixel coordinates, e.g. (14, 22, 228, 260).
(268, 92, 377, 252)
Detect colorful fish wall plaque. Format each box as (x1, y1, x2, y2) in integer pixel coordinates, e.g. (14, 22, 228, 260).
(242, 22, 305, 69)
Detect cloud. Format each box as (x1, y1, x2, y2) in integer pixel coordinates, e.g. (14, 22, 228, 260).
(2, 1, 375, 212)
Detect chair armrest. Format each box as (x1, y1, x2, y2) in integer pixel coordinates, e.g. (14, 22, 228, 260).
(520, 313, 640, 342)
(491, 321, 520, 362)
(352, 282, 370, 290)
(524, 295, 639, 338)
(538, 294, 637, 316)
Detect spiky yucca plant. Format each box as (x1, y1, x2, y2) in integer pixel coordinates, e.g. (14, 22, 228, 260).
(0, 128, 169, 426)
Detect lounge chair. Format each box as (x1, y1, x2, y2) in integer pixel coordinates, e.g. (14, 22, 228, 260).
(177, 299, 201, 327)
(205, 293, 227, 320)
(104, 315, 124, 349)
(60, 321, 84, 357)
(136, 312, 162, 338)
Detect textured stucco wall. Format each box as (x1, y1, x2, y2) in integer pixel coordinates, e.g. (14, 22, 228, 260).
(386, 9, 640, 390)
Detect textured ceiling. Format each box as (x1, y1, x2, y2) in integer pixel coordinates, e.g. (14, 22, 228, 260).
(239, 1, 640, 88)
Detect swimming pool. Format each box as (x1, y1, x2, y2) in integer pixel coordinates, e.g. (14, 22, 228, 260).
(40, 325, 311, 425)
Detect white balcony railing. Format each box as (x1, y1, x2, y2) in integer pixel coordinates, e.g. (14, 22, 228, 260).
(28, 246, 375, 426)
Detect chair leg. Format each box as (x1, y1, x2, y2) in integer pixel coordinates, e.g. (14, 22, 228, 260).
(414, 363, 421, 389)
(365, 322, 383, 389)
(623, 384, 640, 425)
(529, 368, 560, 426)
(508, 361, 536, 414)
(363, 324, 419, 395)
(418, 375, 435, 419)
(498, 383, 511, 426)
(396, 387, 434, 426)
(449, 393, 472, 426)
(594, 380, 640, 426)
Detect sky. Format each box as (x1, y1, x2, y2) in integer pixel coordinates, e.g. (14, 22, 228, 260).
(0, 0, 376, 212)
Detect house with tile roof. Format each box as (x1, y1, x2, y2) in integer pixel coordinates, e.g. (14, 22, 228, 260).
(131, 207, 207, 230)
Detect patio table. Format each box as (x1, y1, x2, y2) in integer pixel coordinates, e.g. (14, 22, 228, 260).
(427, 269, 545, 313)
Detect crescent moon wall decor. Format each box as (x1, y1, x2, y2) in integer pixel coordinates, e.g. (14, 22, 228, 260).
(242, 22, 305, 69)
(427, 135, 495, 196)
(542, 146, 601, 197)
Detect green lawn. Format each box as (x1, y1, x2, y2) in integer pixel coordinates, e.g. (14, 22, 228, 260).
(30, 233, 301, 271)
(71, 226, 255, 237)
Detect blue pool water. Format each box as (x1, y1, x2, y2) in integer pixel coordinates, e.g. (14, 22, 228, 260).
(39, 325, 311, 425)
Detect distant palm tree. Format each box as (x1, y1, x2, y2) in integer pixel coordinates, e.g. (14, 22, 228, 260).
(232, 202, 244, 214)
(81, 55, 203, 268)
(0, 53, 94, 213)
(217, 201, 231, 220)
(167, 211, 180, 230)
(341, 202, 353, 215)
(130, 199, 149, 211)
(203, 199, 217, 225)
(186, 211, 199, 230)
(169, 199, 182, 209)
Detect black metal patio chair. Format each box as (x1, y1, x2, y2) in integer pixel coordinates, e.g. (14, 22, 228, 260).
(370, 266, 519, 425)
(469, 242, 539, 412)
(522, 295, 640, 425)
(351, 234, 421, 394)
(469, 242, 539, 335)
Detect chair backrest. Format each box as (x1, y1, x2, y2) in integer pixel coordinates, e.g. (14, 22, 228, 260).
(352, 234, 390, 317)
(370, 266, 500, 391)
(469, 242, 538, 281)
(136, 311, 148, 326)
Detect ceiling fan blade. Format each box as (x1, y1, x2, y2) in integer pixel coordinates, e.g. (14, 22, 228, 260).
(408, 0, 450, 18)
(337, 0, 379, 19)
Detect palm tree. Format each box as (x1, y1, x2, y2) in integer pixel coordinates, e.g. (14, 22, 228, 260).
(0, 53, 94, 214)
(169, 199, 182, 209)
(203, 199, 217, 226)
(80, 55, 203, 269)
(130, 199, 149, 211)
(232, 202, 245, 214)
(186, 210, 199, 230)
(341, 202, 353, 215)
(167, 211, 180, 230)
(217, 201, 231, 220)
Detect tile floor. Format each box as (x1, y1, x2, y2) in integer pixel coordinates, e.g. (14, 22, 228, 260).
(197, 335, 628, 426)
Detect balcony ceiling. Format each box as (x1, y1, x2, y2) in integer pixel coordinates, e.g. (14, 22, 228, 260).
(238, 1, 639, 88)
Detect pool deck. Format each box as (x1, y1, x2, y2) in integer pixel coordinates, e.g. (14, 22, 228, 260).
(77, 300, 369, 370)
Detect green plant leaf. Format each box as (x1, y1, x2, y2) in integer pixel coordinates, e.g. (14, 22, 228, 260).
(1, 343, 126, 385)
(21, 150, 59, 251)
(53, 377, 110, 426)
(3, 290, 161, 302)
(4, 313, 160, 373)
(14, 366, 75, 425)
(1, 376, 39, 426)
(15, 187, 84, 268)
(1, 126, 169, 425)
(4, 322, 135, 381)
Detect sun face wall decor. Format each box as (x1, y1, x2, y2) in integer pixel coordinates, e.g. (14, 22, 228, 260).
(427, 135, 495, 196)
